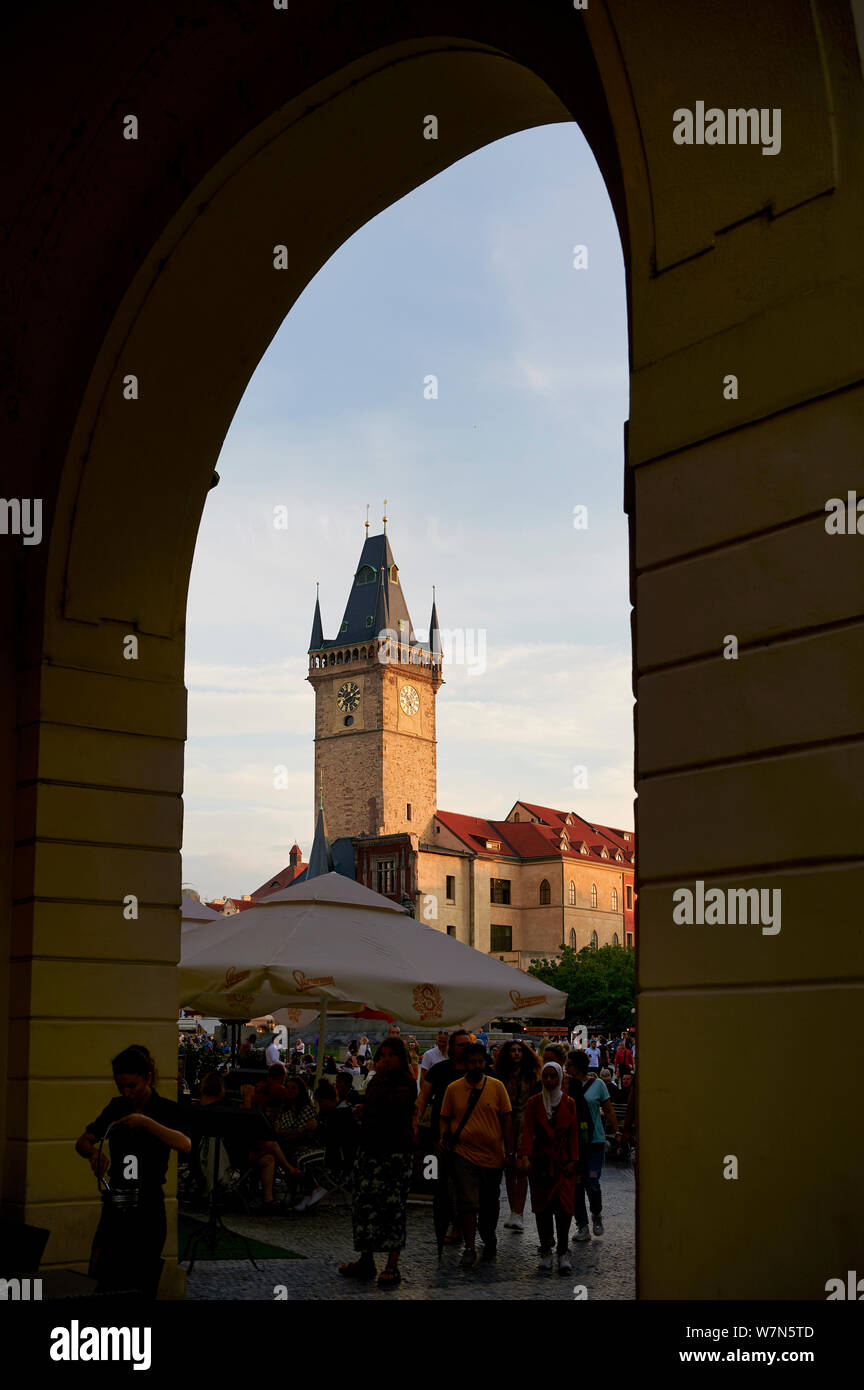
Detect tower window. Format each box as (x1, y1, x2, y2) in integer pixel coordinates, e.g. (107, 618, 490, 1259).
(365, 616, 374, 628)
(626, 932, 633, 948)
(356, 565, 376, 585)
(490, 924, 512, 952)
(406, 803, 412, 821)
(340, 622, 348, 632)
(390, 566, 399, 584)
(343, 716, 354, 727)
(539, 879, 551, 906)
(375, 859, 396, 895)
(490, 878, 511, 905)
(626, 885, 633, 910)
(446, 875, 455, 902)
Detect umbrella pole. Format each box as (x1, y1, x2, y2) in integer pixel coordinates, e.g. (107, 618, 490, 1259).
(315, 1000, 327, 1085)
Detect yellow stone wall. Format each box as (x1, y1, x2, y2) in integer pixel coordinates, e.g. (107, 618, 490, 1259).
(2, 0, 861, 1299)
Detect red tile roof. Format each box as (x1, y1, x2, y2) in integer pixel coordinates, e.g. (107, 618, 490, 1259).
(249, 861, 308, 899)
(436, 805, 634, 867)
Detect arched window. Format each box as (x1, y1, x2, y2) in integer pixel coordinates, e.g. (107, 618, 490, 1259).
(590, 930, 598, 949)
(356, 564, 376, 585)
(352, 648, 358, 661)
(569, 927, 577, 948)
(590, 883, 598, 909)
(568, 880, 576, 905)
(539, 879, 551, 905)
(611, 887, 619, 911)
(336, 651, 343, 664)
(613, 932, 619, 946)
(513, 812, 520, 821)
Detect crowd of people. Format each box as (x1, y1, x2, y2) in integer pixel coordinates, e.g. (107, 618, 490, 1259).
(76, 1024, 635, 1295)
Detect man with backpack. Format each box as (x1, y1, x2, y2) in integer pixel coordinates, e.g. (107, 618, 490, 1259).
(566, 1049, 619, 1242)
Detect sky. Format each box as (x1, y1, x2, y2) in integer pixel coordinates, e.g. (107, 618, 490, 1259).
(182, 121, 632, 901)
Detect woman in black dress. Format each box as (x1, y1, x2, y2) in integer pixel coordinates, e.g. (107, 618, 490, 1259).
(338, 1037, 416, 1288)
(75, 1044, 190, 1297)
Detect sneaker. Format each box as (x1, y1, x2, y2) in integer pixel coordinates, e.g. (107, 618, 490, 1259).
(508, 1213, 524, 1232)
(295, 1185, 327, 1211)
(573, 1224, 591, 1243)
(592, 1215, 604, 1236)
(557, 1251, 573, 1274)
(460, 1246, 478, 1270)
(537, 1249, 554, 1272)
(481, 1238, 497, 1263)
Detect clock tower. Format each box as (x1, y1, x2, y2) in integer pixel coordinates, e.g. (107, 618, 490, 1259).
(306, 526, 443, 844)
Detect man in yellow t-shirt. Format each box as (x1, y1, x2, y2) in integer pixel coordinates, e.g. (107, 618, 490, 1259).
(440, 1042, 513, 1269)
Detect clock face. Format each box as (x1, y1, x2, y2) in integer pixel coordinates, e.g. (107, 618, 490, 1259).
(399, 684, 420, 716)
(336, 680, 361, 713)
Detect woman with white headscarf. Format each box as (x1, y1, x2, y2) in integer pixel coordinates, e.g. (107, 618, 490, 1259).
(517, 1060, 581, 1274)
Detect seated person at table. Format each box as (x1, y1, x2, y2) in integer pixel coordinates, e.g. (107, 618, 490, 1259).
(273, 1077, 320, 1160)
(193, 1072, 303, 1212)
(252, 1063, 290, 1117)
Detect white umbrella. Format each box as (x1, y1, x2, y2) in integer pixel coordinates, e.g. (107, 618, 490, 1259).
(178, 870, 567, 1031)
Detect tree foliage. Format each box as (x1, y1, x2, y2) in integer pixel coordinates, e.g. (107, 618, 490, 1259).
(528, 944, 634, 1032)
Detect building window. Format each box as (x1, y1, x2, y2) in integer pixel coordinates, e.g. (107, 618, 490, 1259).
(375, 860, 395, 895)
(626, 885, 633, 910)
(406, 802, 412, 821)
(446, 924, 456, 937)
(490, 924, 512, 952)
(611, 887, 619, 911)
(539, 879, 551, 906)
(569, 927, 577, 948)
(446, 875, 455, 902)
(490, 879, 511, 905)
(626, 932, 633, 949)
(513, 812, 520, 821)
(590, 883, 598, 909)
(568, 880, 576, 905)
(357, 565, 376, 585)
(590, 930, 598, 949)
(613, 932, 619, 946)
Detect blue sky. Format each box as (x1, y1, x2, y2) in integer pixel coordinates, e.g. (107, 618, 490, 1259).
(183, 121, 632, 900)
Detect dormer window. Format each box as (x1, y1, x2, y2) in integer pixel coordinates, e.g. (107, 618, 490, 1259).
(390, 565, 399, 585)
(486, 840, 501, 852)
(340, 622, 348, 633)
(356, 565, 376, 585)
(365, 615, 374, 628)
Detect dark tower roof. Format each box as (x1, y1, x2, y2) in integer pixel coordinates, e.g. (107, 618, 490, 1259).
(429, 593, 441, 656)
(309, 587, 324, 650)
(310, 532, 423, 650)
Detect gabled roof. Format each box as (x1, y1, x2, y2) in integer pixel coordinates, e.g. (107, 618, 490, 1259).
(435, 809, 633, 868)
(250, 861, 308, 899)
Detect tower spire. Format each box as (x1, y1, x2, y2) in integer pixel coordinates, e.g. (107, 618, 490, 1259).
(429, 585, 441, 657)
(364, 503, 370, 537)
(308, 581, 324, 651)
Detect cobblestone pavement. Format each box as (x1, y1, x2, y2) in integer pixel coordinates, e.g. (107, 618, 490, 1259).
(184, 1166, 634, 1301)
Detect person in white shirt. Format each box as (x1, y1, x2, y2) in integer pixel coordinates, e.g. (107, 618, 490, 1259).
(265, 1038, 281, 1067)
(420, 1030, 449, 1076)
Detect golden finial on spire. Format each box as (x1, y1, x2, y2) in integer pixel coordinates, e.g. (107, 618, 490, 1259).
(382, 499, 388, 535)
(318, 772, 324, 813)
(364, 504, 370, 537)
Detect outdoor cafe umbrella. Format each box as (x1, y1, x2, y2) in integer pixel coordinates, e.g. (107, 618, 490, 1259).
(178, 870, 567, 1033)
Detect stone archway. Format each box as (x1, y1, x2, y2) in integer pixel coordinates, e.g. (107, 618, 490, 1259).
(3, 2, 862, 1298)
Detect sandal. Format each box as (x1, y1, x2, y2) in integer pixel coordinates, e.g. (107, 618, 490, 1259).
(377, 1267, 402, 1288)
(339, 1260, 376, 1281)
